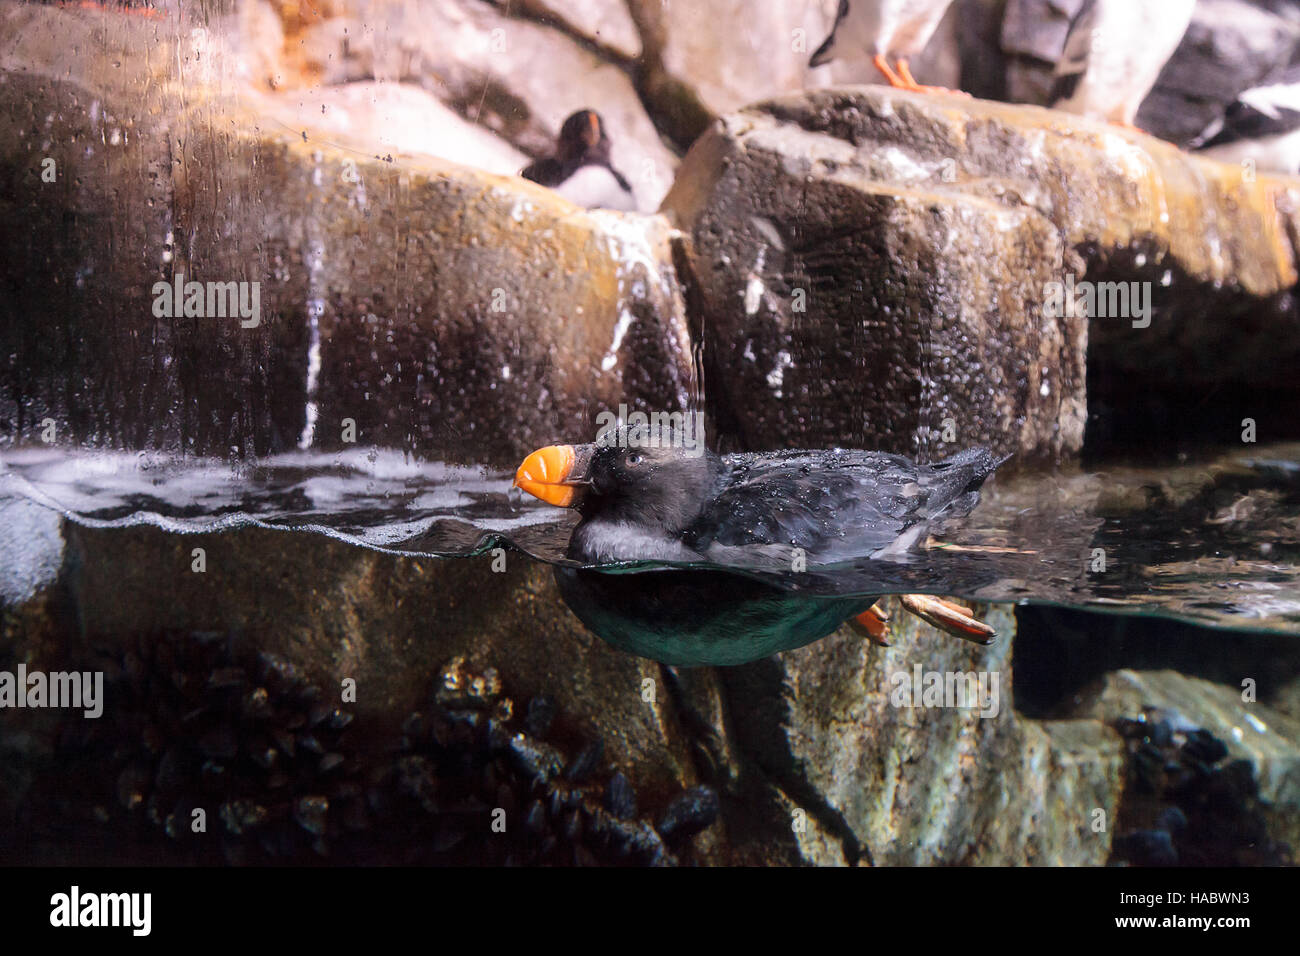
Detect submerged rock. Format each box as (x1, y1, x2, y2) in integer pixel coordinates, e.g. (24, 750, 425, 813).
(6, 506, 1299, 864)
(1073, 669, 1300, 861)
(46, 521, 704, 804)
(717, 602, 1126, 865)
(0, 619, 722, 864)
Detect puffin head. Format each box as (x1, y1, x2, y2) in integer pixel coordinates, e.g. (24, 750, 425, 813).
(555, 109, 611, 165)
(514, 426, 725, 536)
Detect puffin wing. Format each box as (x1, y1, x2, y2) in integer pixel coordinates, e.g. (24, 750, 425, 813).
(519, 157, 561, 184)
(690, 448, 1001, 560)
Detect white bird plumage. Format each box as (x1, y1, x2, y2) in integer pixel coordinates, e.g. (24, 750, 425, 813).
(1050, 0, 1197, 127)
(1194, 66, 1300, 175)
(809, 0, 958, 92)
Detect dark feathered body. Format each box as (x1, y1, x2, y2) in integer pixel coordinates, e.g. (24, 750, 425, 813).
(516, 430, 1005, 666)
(570, 442, 1002, 569)
(520, 109, 633, 207)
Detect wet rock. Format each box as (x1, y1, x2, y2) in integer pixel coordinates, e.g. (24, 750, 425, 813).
(657, 785, 720, 841)
(289, 0, 677, 209)
(0, 10, 303, 458)
(717, 601, 1126, 865)
(0, 4, 695, 466)
(664, 86, 1300, 460)
(664, 88, 1079, 461)
(1071, 668, 1300, 859)
(604, 771, 638, 821)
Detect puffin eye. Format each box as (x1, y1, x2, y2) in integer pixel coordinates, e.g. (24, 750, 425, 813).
(626, 453, 644, 466)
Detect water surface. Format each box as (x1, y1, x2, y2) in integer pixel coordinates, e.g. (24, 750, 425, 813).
(3, 443, 1299, 635)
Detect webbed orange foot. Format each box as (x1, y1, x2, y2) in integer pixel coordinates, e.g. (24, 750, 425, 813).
(900, 594, 995, 645)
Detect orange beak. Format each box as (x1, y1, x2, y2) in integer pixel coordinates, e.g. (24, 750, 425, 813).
(514, 444, 586, 508)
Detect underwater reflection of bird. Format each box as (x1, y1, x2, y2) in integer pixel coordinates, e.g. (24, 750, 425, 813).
(520, 109, 637, 211)
(1049, 0, 1196, 129)
(513, 427, 1003, 666)
(553, 565, 879, 667)
(1194, 67, 1300, 175)
(809, 0, 959, 94)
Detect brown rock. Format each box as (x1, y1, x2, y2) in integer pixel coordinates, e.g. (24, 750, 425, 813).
(630, 0, 830, 115)
(55, 521, 705, 801)
(0, 4, 695, 466)
(664, 86, 1300, 461)
(718, 602, 1126, 865)
(291, 0, 678, 208)
(1071, 669, 1300, 857)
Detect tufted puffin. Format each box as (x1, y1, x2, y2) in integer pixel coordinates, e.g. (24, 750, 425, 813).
(513, 428, 1003, 665)
(520, 109, 636, 211)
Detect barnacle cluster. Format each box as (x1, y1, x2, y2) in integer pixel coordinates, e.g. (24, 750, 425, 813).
(9, 632, 718, 865)
(1111, 710, 1292, 866)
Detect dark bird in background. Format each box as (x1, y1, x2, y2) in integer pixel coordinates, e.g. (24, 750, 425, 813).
(1194, 66, 1300, 175)
(1049, 0, 1196, 129)
(520, 109, 637, 211)
(809, 0, 960, 94)
(514, 427, 1003, 665)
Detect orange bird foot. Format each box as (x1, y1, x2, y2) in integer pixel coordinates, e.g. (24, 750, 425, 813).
(900, 595, 996, 645)
(849, 601, 892, 646)
(873, 56, 968, 96)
